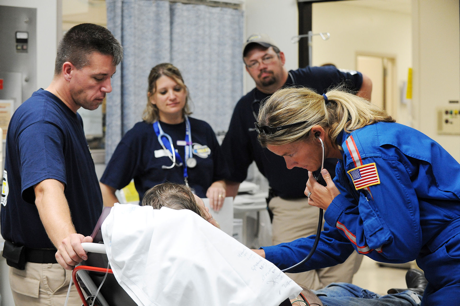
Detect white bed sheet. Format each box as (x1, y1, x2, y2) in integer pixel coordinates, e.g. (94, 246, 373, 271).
(102, 204, 301, 306)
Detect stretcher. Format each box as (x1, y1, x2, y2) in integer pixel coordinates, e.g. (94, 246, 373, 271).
(72, 242, 135, 306)
(71, 205, 303, 306)
(72, 243, 303, 306)
(72, 207, 134, 306)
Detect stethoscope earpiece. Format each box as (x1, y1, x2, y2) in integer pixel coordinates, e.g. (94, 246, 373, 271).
(312, 135, 325, 181)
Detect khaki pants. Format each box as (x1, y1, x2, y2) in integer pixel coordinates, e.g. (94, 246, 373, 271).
(269, 196, 363, 291)
(9, 262, 81, 306)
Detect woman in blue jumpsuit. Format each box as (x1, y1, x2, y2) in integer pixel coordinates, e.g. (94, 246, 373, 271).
(253, 87, 459, 306)
(100, 63, 229, 210)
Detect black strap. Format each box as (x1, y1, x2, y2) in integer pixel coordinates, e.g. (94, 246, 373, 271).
(26, 248, 58, 264)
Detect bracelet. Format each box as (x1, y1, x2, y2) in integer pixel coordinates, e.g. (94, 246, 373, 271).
(299, 292, 309, 305)
(290, 294, 309, 306)
(291, 299, 307, 305)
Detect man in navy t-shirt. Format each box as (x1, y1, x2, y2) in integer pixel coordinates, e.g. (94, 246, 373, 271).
(222, 33, 372, 291)
(1, 23, 123, 306)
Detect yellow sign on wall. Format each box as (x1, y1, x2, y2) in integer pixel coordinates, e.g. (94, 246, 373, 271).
(406, 68, 413, 100)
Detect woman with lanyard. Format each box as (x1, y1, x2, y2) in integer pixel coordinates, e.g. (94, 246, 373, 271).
(100, 63, 230, 211)
(252, 87, 459, 306)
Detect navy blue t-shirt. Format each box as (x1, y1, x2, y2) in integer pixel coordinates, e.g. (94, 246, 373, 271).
(221, 66, 363, 199)
(1, 89, 103, 249)
(100, 117, 230, 202)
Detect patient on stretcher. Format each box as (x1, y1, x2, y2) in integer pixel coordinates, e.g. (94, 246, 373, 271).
(80, 183, 423, 306)
(100, 183, 302, 305)
(137, 183, 425, 306)
(141, 182, 220, 228)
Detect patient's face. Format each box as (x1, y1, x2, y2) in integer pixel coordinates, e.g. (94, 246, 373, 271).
(194, 195, 219, 228)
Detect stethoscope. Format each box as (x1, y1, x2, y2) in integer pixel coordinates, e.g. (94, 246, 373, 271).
(250, 70, 326, 272)
(153, 116, 197, 187)
(282, 136, 325, 273)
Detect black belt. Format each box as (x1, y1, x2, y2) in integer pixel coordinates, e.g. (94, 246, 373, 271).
(3, 241, 57, 269)
(26, 248, 58, 264)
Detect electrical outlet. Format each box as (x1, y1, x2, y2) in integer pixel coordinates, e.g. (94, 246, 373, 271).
(437, 107, 460, 135)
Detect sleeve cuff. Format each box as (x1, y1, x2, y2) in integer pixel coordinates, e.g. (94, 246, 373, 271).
(324, 194, 349, 227)
(261, 245, 284, 267)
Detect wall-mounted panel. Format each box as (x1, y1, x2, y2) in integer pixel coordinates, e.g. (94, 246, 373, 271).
(0, 6, 37, 107)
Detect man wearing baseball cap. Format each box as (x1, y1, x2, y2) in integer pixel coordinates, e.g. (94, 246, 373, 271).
(221, 33, 372, 291)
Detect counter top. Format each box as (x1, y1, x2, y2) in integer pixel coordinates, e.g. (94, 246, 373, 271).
(234, 192, 267, 213)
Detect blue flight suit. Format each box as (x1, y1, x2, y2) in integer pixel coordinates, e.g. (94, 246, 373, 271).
(263, 122, 460, 306)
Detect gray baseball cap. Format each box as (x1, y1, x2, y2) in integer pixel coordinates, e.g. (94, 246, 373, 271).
(242, 33, 278, 58)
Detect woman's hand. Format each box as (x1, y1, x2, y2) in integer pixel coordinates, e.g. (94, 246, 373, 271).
(305, 169, 340, 210)
(206, 180, 226, 212)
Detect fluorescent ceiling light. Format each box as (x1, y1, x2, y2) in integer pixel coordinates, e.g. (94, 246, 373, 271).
(208, 0, 243, 4)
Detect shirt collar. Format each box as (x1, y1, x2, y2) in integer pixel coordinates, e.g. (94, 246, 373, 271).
(336, 130, 349, 147)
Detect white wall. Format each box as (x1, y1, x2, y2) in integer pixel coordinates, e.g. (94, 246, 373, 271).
(243, 0, 298, 94)
(312, 2, 412, 124)
(0, 2, 58, 305)
(0, 0, 59, 89)
(412, 0, 460, 161)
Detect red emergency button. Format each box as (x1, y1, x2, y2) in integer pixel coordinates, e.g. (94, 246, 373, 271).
(0, 79, 3, 90)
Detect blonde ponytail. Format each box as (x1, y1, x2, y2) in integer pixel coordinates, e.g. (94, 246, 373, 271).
(257, 87, 394, 148)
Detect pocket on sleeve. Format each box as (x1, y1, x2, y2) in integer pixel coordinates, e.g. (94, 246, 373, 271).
(359, 194, 390, 248)
(444, 234, 460, 260)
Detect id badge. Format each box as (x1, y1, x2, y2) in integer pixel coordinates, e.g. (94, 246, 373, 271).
(193, 144, 211, 158)
(1, 170, 8, 207)
(154, 149, 170, 158)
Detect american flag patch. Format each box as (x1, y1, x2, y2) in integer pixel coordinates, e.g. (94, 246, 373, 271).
(347, 163, 380, 190)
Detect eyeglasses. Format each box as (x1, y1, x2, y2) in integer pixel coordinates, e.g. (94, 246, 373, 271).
(254, 121, 308, 135)
(246, 55, 275, 70)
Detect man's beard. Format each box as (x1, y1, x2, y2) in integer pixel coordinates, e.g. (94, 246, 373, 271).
(259, 71, 277, 87)
(261, 76, 276, 87)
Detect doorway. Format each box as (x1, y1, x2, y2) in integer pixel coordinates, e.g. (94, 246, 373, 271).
(357, 55, 396, 119)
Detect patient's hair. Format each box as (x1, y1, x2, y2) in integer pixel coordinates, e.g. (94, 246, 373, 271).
(141, 182, 205, 218)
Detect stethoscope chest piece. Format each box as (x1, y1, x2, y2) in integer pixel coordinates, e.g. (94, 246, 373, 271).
(186, 157, 197, 168)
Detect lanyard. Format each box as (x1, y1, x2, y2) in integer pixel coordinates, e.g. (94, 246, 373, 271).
(153, 117, 193, 186)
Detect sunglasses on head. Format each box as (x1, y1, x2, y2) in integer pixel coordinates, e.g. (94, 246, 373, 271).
(254, 121, 308, 135)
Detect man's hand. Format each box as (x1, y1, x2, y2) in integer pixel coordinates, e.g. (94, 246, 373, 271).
(55, 234, 93, 270)
(305, 169, 340, 210)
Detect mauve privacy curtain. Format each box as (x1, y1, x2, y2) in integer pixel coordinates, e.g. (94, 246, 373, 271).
(105, 0, 243, 162)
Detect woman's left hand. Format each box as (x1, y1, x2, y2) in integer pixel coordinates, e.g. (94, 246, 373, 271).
(206, 180, 226, 212)
(305, 169, 340, 210)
